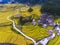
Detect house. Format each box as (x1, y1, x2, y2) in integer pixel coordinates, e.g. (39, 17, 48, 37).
(13, 14, 21, 18)
(32, 19, 36, 25)
(54, 24, 60, 36)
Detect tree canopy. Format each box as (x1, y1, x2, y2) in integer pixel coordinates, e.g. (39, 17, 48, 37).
(28, 8, 33, 12)
(0, 0, 48, 5)
(41, 0, 60, 17)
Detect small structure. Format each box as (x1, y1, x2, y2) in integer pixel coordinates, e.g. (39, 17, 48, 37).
(38, 19, 41, 26)
(47, 30, 53, 34)
(54, 24, 60, 36)
(47, 30, 55, 40)
(13, 14, 21, 18)
(42, 24, 47, 28)
(46, 15, 54, 26)
(32, 19, 36, 25)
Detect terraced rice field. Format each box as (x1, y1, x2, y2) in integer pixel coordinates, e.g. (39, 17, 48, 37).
(22, 24, 50, 41)
(0, 4, 60, 45)
(0, 4, 41, 45)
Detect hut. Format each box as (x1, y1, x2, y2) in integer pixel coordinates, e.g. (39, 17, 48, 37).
(13, 14, 21, 18)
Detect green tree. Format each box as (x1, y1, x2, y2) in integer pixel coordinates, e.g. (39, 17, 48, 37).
(41, 0, 60, 18)
(28, 7, 33, 12)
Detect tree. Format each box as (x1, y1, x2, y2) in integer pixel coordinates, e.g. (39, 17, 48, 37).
(28, 7, 33, 12)
(19, 16, 33, 25)
(15, 0, 48, 6)
(41, 0, 60, 18)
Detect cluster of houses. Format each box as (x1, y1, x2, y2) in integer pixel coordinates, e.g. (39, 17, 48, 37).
(32, 14, 55, 27)
(32, 14, 60, 36)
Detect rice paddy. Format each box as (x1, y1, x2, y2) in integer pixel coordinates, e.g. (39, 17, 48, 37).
(0, 4, 60, 45)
